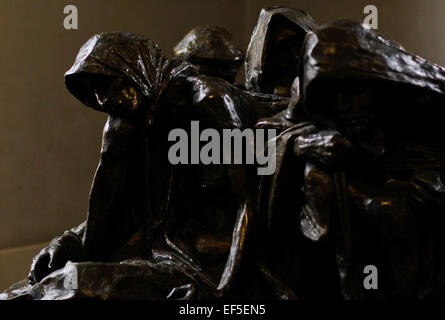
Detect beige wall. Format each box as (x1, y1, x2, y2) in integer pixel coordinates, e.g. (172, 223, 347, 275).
(0, 0, 444, 288)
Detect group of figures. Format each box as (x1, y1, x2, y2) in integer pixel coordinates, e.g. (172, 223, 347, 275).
(3, 6, 445, 300)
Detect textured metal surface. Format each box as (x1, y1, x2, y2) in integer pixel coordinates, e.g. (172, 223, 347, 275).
(174, 25, 243, 83)
(3, 30, 261, 300)
(257, 19, 445, 299)
(245, 6, 318, 96)
(4, 9, 445, 301)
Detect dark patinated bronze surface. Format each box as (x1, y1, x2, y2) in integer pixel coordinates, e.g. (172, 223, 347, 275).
(2, 30, 264, 300)
(245, 6, 318, 127)
(257, 19, 445, 299)
(245, 6, 318, 97)
(2, 6, 445, 301)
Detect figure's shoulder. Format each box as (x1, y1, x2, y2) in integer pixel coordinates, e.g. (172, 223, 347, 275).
(187, 75, 257, 129)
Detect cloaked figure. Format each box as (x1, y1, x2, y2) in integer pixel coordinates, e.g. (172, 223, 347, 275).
(246, 6, 318, 131)
(245, 6, 317, 97)
(248, 8, 335, 299)
(298, 20, 445, 299)
(173, 25, 244, 84)
(245, 6, 317, 98)
(1, 32, 261, 300)
(255, 79, 340, 299)
(261, 20, 445, 299)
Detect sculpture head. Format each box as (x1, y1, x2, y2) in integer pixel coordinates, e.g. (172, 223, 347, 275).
(301, 20, 445, 139)
(174, 26, 244, 83)
(65, 32, 196, 124)
(245, 6, 318, 96)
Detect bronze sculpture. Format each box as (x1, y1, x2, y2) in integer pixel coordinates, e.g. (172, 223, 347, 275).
(257, 19, 445, 299)
(2, 6, 445, 300)
(2, 30, 263, 300)
(298, 20, 445, 299)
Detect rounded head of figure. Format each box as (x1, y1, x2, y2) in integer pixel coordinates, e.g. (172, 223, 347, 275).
(173, 25, 244, 83)
(301, 20, 445, 140)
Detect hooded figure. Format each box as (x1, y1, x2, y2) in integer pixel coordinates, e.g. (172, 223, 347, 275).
(174, 25, 244, 84)
(245, 6, 318, 98)
(295, 20, 445, 299)
(256, 19, 445, 300)
(62, 32, 196, 264)
(248, 9, 340, 300)
(16, 32, 207, 300)
(247, 7, 318, 135)
(1, 31, 263, 300)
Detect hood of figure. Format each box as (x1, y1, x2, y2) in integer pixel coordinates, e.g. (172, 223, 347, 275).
(245, 6, 318, 96)
(301, 20, 445, 140)
(174, 26, 244, 83)
(174, 25, 243, 63)
(65, 31, 196, 120)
